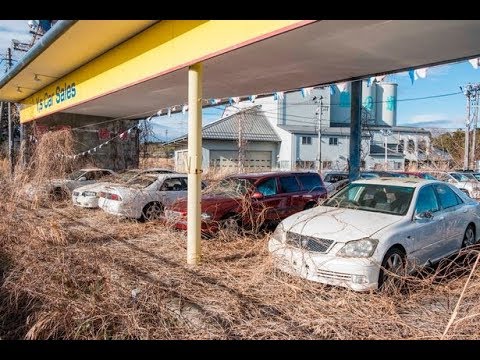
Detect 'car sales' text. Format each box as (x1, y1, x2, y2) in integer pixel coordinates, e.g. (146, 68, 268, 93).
(36, 82, 77, 112)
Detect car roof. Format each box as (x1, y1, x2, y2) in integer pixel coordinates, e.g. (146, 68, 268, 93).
(353, 177, 439, 188)
(229, 171, 319, 179)
(79, 168, 113, 172)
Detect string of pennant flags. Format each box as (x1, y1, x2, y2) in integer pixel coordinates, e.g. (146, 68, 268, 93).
(62, 125, 140, 159)
(50, 56, 480, 159)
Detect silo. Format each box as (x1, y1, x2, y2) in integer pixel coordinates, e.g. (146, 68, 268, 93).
(329, 82, 351, 125)
(376, 82, 397, 126)
(362, 81, 377, 125)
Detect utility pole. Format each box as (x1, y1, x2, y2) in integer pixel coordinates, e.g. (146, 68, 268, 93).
(238, 111, 246, 172)
(6, 48, 14, 175)
(315, 96, 323, 171)
(380, 128, 392, 171)
(469, 85, 480, 170)
(464, 84, 473, 170)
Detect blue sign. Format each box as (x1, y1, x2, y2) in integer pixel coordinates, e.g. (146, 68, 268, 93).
(386, 96, 396, 111)
(363, 96, 373, 111)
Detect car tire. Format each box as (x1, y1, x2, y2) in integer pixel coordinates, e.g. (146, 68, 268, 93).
(218, 214, 241, 233)
(51, 187, 69, 200)
(141, 202, 164, 221)
(378, 247, 406, 291)
(462, 224, 476, 248)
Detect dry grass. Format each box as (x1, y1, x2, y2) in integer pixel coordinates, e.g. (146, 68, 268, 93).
(1, 131, 480, 339)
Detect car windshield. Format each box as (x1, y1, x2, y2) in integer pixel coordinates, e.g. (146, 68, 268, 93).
(450, 173, 472, 182)
(126, 175, 158, 189)
(473, 173, 480, 181)
(204, 177, 254, 196)
(68, 170, 86, 180)
(324, 183, 415, 216)
(120, 170, 142, 183)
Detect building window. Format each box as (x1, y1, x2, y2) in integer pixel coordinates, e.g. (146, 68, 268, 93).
(301, 136, 312, 145)
(322, 161, 332, 169)
(329, 137, 338, 145)
(398, 140, 404, 153)
(408, 139, 415, 153)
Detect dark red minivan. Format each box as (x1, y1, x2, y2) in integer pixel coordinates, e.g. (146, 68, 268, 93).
(164, 171, 327, 234)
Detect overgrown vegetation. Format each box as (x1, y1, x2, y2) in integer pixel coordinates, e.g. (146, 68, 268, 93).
(1, 130, 480, 339)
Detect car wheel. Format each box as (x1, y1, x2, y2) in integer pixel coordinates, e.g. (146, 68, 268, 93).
(142, 202, 164, 221)
(378, 247, 406, 291)
(219, 214, 241, 233)
(462, 224, 476, 248)
(51, 187, 69, 200)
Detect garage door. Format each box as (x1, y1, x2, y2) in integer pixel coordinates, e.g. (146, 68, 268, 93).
(210, 150, 272, 171)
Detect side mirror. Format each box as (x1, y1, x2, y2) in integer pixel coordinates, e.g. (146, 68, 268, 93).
(251, 191, 264, 200)
(78, 176, 87, 181)
(414, 210, 433, 220)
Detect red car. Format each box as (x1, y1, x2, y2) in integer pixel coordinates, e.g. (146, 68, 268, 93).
(397, 171, 438, 180)
(164, 171, 327, 234)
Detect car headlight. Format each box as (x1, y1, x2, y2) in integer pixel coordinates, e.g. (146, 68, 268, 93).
(271, 224, 286, 242)
(337, 238, 378, 258)
(201, 212, 212, 220)
(82, 191, 97, 197)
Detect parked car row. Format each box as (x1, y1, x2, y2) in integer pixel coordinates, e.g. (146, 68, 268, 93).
(24, 166, 480, 294)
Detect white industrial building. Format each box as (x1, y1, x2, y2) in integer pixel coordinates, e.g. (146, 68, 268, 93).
(169, 80, 442, 172)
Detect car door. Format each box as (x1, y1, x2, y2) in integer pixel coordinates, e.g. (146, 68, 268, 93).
(433, 183, 467, 255)
(251, 177, 285, 222)
(408, 184, 446, 266)
(278, 175, 304, 217)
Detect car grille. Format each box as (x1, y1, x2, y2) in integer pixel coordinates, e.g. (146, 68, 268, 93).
(316, 269, 351, 281)
(285, 232, 334, 253)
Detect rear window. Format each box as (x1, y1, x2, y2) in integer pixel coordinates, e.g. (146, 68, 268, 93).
(324, 173, 348, 183)
(297, 173, 322, 191)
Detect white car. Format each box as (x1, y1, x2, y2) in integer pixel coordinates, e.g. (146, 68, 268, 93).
(72, 168, 178, 208)
(269, 177, 480, 292)
(428, 171, 480, 199)
(98, 173, 190, 220)
(24, 168, 116, 199)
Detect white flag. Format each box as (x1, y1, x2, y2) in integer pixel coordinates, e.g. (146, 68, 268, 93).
(157, 109, 163, 116)
(167, 107, 171, 117)
(182, 104, 188, 114)
(274, 91, 284, 101)
(375, 75, 387, 82)
(469, 58, 479, 69)
(336, 82, 349, 92)
(414, 67, 428, 80)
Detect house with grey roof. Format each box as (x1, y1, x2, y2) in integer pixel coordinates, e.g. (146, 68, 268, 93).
(167, 106, 280, 172)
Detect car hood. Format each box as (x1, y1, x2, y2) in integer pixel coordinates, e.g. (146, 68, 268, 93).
(279, 206, 403, 243)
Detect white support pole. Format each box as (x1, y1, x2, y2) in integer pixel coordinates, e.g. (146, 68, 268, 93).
(187, 62, 203, 265)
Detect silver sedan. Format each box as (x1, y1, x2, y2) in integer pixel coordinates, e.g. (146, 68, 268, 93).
(269, 178, 480, 291)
